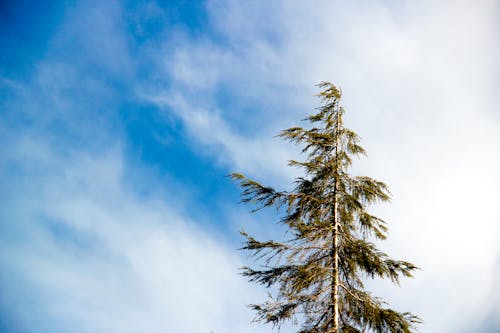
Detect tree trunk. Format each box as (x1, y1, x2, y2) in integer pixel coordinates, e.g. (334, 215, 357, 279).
(332, 196, 339, 332)
(331, 113, 340, 333)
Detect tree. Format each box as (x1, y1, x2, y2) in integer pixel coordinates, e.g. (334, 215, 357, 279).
(231, 82, 421, 333)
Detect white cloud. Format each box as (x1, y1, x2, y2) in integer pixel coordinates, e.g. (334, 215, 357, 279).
(2, 0, 499, 331)
(0, 2, 269, 330)
(0, 138, 269, 333)
(145, 0, 500, 331)
(141, 90, 300, 183)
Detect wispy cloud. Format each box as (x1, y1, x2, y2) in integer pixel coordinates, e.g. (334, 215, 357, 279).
(0, 139, 268, 333)
(2, 0, 499, 332)
(0, 2, 268, 332)
(144, 0, 500, 331)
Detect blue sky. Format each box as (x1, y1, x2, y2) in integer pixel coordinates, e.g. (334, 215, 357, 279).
(1, 1, 499, 332)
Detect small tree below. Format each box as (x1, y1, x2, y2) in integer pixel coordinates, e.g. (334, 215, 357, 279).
(232, 82, 421, 333)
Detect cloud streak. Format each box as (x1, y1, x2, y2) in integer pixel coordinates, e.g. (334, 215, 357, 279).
(0, 2, 267, 332)
(145, 0, 500, 331)
(1, 0, 499, 332)
(0, 140, 268, 333)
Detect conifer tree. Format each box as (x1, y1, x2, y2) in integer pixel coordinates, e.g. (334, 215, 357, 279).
(232, 82, 421, 333)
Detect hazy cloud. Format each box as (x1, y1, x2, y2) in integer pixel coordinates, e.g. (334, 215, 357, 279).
(147, 0, 500, 331)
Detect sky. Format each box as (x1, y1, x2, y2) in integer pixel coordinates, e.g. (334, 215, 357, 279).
(0, 0, 499, 332)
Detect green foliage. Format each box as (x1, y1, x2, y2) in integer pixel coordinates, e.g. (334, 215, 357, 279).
(232, 82, 421, 333)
